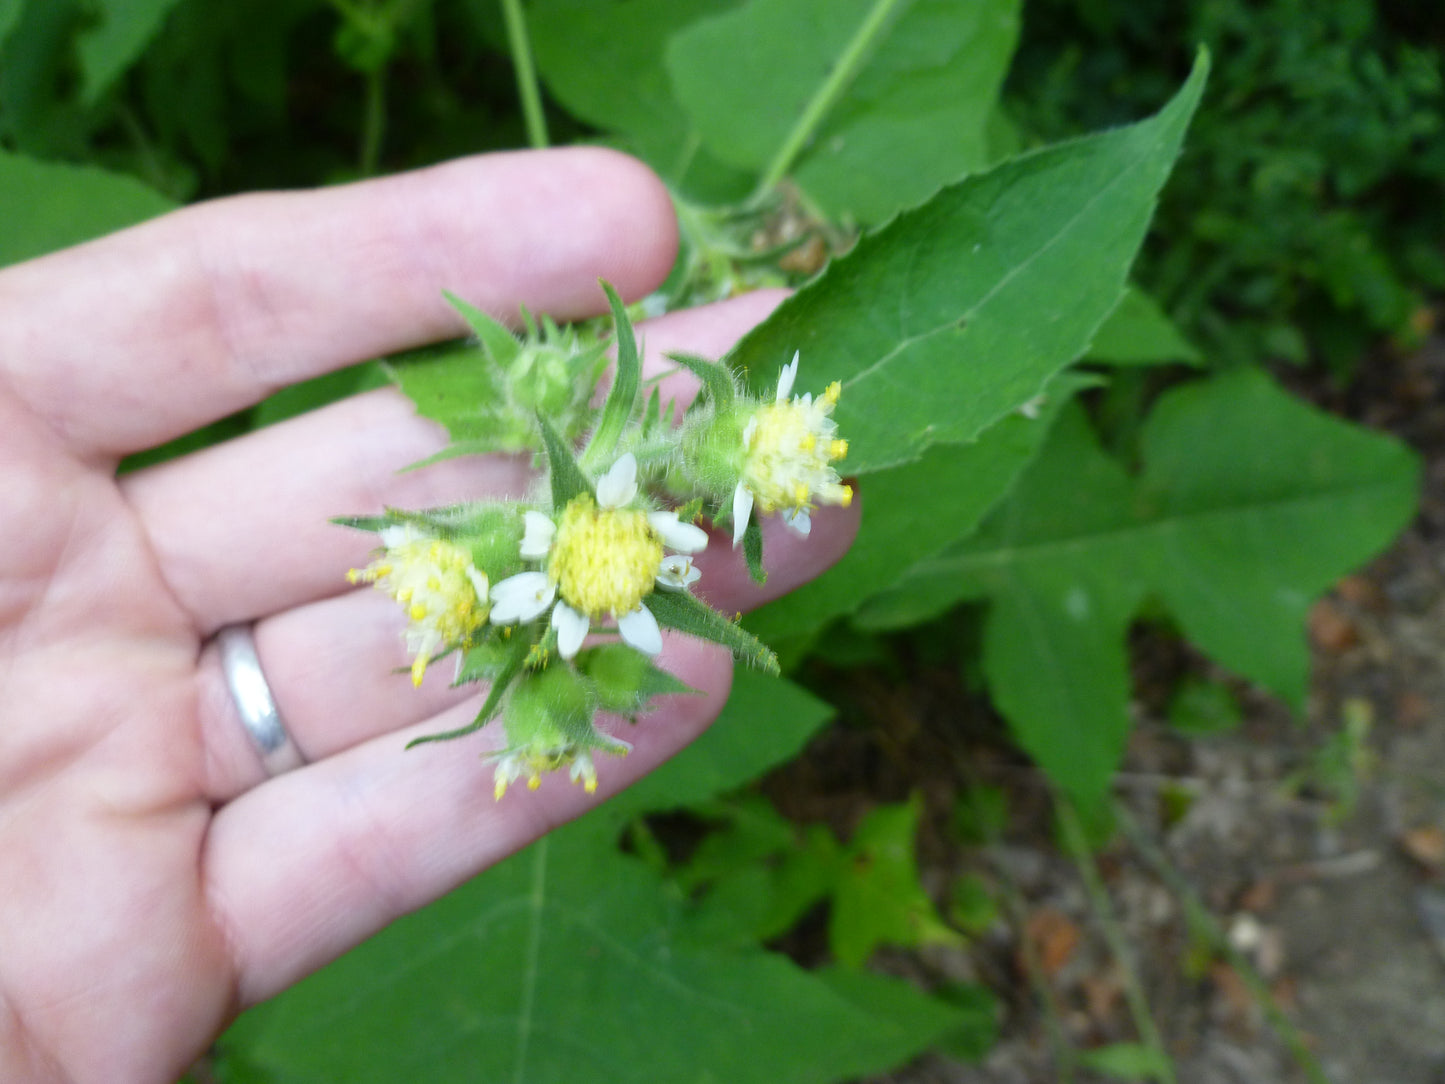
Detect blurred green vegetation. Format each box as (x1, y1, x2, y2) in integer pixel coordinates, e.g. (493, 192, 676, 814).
(1009, 0, 1445, 371)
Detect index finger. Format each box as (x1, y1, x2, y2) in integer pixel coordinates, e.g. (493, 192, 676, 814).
(0, 148, 677, 461)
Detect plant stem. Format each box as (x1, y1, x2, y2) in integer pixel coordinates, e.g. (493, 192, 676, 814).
(501, 0, 548, 149)
(1058, 799, 1177, 1084)
(751, 0, 905, 201)
(360, 66, 387, 177)
(1116, 806, 1334, 1084)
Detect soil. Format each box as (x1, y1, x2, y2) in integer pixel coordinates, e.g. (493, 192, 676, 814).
(771, 334, 1445, 1083)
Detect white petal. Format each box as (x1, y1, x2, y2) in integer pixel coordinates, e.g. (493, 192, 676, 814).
(519, 511, 556, 559)
(648, 511, 709, 554)
(489, 572, 555, 624)
(378, 524, 417, 548)
(656, 554, 701, 591)
(616, 605, 662, 656)
(741, 415, 758, 449)
(596, 452, 639, 508)
(776, 351, 799, 402)
(465, 565, 490, 599)
(784, 508, 812, 536)
(551, 601, 590, 658)
(731, 484, 755, 548)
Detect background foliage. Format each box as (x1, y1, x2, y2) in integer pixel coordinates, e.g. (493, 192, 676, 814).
(1, 0, 1437, 1080)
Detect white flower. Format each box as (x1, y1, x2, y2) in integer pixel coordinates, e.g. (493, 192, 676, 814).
(489, 453, 706, 659)
(731, 352, 851, 546)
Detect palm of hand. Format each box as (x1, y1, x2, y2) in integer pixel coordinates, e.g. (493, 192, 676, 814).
(0, 150, 858, 1083)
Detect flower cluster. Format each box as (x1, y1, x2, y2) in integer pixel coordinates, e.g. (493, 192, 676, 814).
(345, 292, 850, 800)
(731, 352, 852, 544)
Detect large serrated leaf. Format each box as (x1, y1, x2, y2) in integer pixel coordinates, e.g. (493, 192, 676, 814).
(728, 53, 1209, 474)
(219, 672, 969, 1083)
(859, 370, 1420, 805)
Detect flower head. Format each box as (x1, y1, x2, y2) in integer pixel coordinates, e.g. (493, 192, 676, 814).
(732, 352, 851, 545)
(488, 454, 708, 658)
(348, 525, 490, 686)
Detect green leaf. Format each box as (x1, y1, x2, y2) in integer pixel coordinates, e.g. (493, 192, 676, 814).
(1076, 1042, 1174, 1081)
(537, 413, 592, 509)
(529, 0, 752, 199)
(647, 588, 780, 674)
(220, 672, 966, 1083)
(574, 643, 698, 715)
(0, 0, 23, 48)
(829, 794, 963, 967)
(77, 0, 187, 102)
(0, 150, 175, 267)
(582, 282, 640, 468)
(1085, 285, 1202, 367)
(382, 341, 508, 459)
(860, 370, 1419, 805)
(668, 0, 1022, 223)
(728, 53, 1209, 474)
(746, 373, 1088, 643)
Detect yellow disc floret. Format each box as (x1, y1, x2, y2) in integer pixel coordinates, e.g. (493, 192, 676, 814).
(741, 382, 851, 514)
(349, 527, 489, 686)
(547, 495, 664, 620)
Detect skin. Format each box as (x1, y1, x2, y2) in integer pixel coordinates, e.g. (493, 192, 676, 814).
(0, 147, 858, 1084)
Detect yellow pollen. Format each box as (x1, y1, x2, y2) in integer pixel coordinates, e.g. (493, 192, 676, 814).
(823, 381, 841, 405)
(528, 774, 542, 791)
(841, 485, 854, 507)
(585, 778, 597, 794)
(793, 482, 809, 504)
(410, 655, 428, 687)
(547, 495, 663, 619)
(494, 779, 508, 801)
(800, 432, 816, 452)
(829, 439, 848, 459)
(410, 603, 428, 621)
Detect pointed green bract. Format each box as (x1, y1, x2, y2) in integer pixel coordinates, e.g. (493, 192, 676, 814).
(537, 413, 592, 509)
(742, 516, 766, 585)
(583, 282, 642, 468)
(575, 644, 699, 715)
(443, 290, 522, 366)
(407, 634, 531, 747)
(666, 351, 737, 411)
(647, 589, 780, 675)
(728, 53, 1210, 474)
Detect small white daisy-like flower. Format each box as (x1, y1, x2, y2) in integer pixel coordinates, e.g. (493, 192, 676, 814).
(732, 352, 852, 546)
(348, 525, 490, 686)
(489, 453, 707, 658)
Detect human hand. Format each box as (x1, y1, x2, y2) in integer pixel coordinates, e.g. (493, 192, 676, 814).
(0, 148, 857, 1084)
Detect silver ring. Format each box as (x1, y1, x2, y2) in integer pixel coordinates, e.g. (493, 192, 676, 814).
(215, 624, 305, 775)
